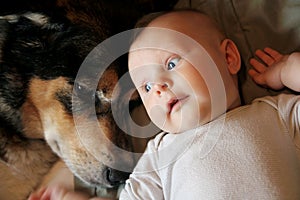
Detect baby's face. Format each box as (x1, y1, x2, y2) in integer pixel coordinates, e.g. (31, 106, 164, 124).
(129, 27, 230, 133)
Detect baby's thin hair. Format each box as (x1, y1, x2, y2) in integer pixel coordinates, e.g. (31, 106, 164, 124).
(131, 8, 223, 44)
(130, 11, 166, 44)
(135, 8, 204, 28)
(134, 11, 167, 28)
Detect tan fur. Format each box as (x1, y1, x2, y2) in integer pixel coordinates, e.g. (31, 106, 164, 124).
(27, 76, 138, 187)
(0, 127, 58, 200)
(21, 99, 44, 139)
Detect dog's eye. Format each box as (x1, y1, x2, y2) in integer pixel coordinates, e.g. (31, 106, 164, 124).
(71, 82, 96, 114)
(74, 82, 95, 100)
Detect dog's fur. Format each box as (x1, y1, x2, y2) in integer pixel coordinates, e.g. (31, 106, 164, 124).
(0, 12, 128, 199)
(0, 1, 177, 199)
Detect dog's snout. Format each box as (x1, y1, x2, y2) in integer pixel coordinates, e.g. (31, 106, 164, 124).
(95, 90, 111, 115)
(104, 167, 130, 186)
(46, 136, 62, 157)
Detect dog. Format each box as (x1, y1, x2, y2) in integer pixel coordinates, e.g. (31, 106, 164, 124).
(0, 11, 137, 199)
(0, 1, 178, 199)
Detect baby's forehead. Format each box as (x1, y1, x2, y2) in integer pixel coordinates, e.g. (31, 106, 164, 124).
(129, 32, 213, 70)
(129, 28, 215, 69)
(131, 27, 199, 51)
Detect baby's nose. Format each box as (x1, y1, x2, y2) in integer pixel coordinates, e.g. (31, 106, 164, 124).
(154, 83, 168, 95)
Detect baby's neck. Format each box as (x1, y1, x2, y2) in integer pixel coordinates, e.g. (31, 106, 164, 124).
(227, 97, 242, 112)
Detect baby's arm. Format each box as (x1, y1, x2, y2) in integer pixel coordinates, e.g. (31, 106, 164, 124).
(28, 185, 110, 200)
(249, 47, 300, 92)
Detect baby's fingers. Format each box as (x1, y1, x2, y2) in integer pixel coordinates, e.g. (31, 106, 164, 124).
(248, 47, 285, 90)
(249, 58, 266, 73)
(249, 56, 269, 86)
(255, 49, 275, 66)
(264, 47, 283, 62)
(248, 68, 266, 86)
(28, 187, 47, 200)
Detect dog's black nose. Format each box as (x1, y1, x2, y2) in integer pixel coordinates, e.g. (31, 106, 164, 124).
(105, 167, 130, 186)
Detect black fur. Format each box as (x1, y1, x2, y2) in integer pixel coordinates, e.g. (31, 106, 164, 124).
(0, 1, 178, 198)
(0, 13, 100, 130)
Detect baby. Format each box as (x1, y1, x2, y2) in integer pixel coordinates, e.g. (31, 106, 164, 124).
(120, 10, 300, 199)
(29, 10, 300, 200)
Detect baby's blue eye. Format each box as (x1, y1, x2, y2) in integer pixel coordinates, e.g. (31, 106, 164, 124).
(167, 57, 180, 70)
(145, 82, 152, 92)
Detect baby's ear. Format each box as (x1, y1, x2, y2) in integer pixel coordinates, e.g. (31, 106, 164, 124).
(221, 39, 241, 75)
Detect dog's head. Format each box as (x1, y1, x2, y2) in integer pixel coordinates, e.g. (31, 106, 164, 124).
(0, 12, 148, 188)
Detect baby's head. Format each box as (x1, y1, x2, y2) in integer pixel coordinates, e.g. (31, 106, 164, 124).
(128, 10, 241, 133)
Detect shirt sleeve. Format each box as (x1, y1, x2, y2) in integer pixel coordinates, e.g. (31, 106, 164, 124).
(278, 94, 300, 150)
(256, 94, 300, 149)
(119, 136, 164, 200)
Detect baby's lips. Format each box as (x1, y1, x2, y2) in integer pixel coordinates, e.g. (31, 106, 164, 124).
(167, 98, 179, 113)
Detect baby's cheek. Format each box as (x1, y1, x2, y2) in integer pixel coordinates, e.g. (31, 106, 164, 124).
(148, 104, 167, 130)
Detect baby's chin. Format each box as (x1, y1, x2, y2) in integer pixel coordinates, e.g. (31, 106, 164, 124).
(148, 106, 203, 133)
(158, 121, 201, 134)
(149, 116, 202, 134)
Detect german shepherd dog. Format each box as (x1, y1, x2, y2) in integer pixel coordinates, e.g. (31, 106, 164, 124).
(0, 0, 177, 199)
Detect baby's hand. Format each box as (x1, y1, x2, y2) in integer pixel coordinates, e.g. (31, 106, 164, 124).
(28, 185, 103, 200)
(249, 47, 287, 90)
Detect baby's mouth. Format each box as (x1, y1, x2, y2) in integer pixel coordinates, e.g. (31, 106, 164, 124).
(168, 96, 188, 114)
(168, 98, 179, 113)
